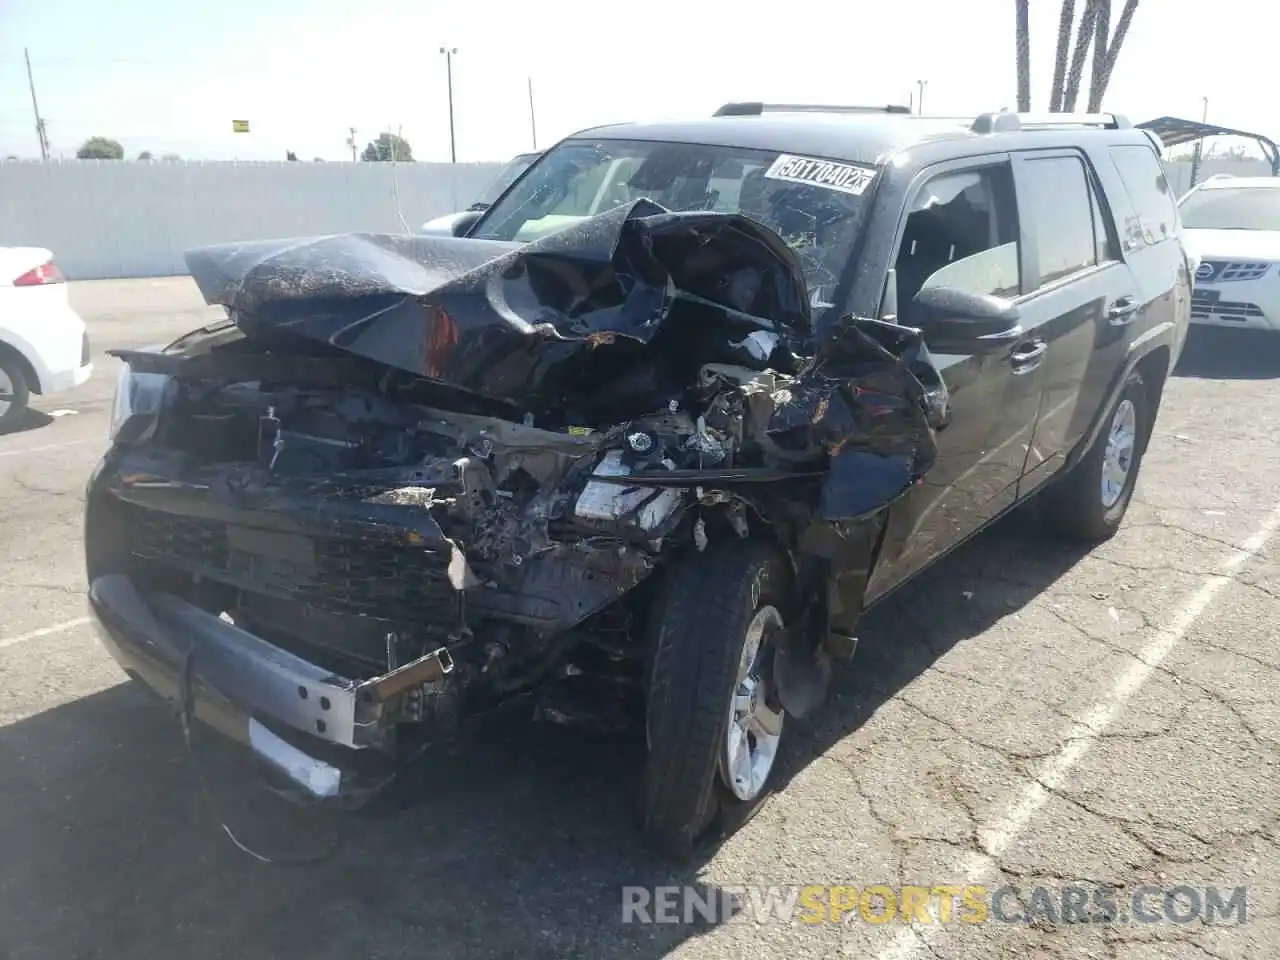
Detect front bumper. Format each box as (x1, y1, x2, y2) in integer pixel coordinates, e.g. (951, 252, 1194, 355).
(1190, 283, 1280, 331)
(88, 573, 454, 802)
(41, 359, 92, 394)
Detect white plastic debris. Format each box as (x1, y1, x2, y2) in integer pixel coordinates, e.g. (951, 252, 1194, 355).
(730, 330, 779, 363)
(574, 451, 684, 531)
(693, 517, 708, 552)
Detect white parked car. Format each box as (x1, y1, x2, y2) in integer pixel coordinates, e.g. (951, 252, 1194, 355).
(0, 247, 92, 428)
(1178, 175, 1280, 331)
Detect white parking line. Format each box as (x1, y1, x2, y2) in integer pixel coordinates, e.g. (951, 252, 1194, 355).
(0, 616, 91, 652)
(876, 501, 1280, 960)
(0, 438, 95, 458)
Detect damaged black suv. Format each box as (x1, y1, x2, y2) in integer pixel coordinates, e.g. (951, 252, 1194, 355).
(85, 103, 1191, 856)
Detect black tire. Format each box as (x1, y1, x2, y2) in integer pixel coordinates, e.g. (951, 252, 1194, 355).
(1041, 370, 1149, 542)
(0, 351, 31, 432)
(641, 540, 792, 858)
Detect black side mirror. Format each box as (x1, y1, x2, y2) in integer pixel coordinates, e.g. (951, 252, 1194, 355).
(451, 210, 484, 237)
(903, 285, 1021, 355)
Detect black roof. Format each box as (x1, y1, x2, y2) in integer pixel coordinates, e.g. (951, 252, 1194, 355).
(570, 113, 975, 166)
(565, 110, 1153, 167)
(1136, 115, 1279, 173)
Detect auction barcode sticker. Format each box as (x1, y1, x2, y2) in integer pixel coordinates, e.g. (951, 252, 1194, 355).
(763, 154, 877, 196)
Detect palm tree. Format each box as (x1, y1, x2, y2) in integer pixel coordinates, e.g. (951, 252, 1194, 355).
(1087, 0, 1139, 111)
(1060, 0, 1100, 111)
(1015, 0, 1031, 111)
(1049, 0, 1076, 111)
(1036, 0, 1139, 113)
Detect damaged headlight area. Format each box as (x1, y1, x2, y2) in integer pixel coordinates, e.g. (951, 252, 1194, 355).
(108, 361, 171, 443)
(86, 200, 948, 803)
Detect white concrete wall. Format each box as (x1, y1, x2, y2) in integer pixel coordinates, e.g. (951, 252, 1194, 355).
(0, 159, 505, 280)
(2, 156, 1274, 281)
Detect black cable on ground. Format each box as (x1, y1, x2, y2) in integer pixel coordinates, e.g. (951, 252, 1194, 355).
(175, 647, 347, 866)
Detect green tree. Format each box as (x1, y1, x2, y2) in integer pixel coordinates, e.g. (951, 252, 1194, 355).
(361, 132, 413, 162)
(286, 150, 299, 161)
(76, 137, 124, 160)
(137, 150, 153, 161)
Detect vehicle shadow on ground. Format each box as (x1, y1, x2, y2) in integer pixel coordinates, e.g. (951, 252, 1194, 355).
(0, 408, 54, 436)
(0, 510, 1090, 960)
(771, 505, 1091, 791)
(1174, 327, 1280, 380)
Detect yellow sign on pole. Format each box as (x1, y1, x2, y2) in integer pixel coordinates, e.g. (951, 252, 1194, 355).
(232, 120, 250, 133)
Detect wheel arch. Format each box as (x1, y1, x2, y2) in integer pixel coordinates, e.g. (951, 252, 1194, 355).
(1065, 328, 1175, 472)
(0, 335, 43, 395)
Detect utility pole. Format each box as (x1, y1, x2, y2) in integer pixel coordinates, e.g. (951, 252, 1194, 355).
(1189, 96, 1209, 189)
(916, 80, 928, 115)
(347, 126, 358, 162)
(527, 76, 538, 151)
(439, 47, 457, 163)
(24, 48, 49, 160)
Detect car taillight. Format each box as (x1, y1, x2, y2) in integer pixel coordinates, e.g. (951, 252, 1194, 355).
(13, 261, 64, 286)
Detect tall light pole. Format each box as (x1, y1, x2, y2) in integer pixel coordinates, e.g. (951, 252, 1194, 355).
(439, 47, 457, 163)
(527, 76, 538, 151)
(916, 79, 928, 115)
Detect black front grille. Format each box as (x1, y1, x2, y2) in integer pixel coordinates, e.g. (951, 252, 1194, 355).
(1197, 260, 1271, 283)
(1190, 295, 1265, 322)
(128, 506, 461, 625)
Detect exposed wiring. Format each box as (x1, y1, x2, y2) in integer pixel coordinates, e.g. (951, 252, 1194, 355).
(175, 646, 345, 866)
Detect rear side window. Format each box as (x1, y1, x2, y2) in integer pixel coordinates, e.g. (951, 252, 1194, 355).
(1018, 155, 1099, 287)
(1108, 145, 1178, 247)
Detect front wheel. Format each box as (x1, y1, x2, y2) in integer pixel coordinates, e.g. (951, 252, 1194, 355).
(1041, 370, 1150, 541)
(641, 541, 792, 858)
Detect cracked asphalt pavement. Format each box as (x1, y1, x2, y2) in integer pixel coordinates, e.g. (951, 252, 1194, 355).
(0, 282, 1276, 960)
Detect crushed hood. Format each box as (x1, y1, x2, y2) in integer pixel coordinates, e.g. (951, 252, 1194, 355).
(185, 199, 811, 416)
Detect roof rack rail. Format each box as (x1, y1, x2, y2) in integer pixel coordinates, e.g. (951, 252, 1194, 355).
(970, 111, 1132, 134)
(713, 101, 913, 117)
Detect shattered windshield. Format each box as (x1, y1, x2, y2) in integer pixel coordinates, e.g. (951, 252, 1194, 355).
(1179, 186, 1280, 231)
(470, 138, 876, 310)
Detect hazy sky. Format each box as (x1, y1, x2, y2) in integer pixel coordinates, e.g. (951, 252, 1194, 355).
(0, 0, 1268, 163)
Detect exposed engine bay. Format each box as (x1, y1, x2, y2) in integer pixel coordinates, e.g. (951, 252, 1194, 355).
(93, 199, 948, 758)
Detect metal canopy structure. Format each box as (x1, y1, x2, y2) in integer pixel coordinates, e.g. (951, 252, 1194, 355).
(1137, 115, 1280, 175)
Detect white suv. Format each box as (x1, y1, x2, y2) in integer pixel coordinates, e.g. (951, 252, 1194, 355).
(1179, 175, 1280, 331)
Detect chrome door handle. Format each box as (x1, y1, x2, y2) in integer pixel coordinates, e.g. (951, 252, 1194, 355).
(1010, 339, 1047, 375)
(1108, 298, 1138, 325)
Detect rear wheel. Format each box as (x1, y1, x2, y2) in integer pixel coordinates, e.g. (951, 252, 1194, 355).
(1041, 370, 1149, 541)
(0, 353, 31, 432)
(641, 541, 791, 858)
